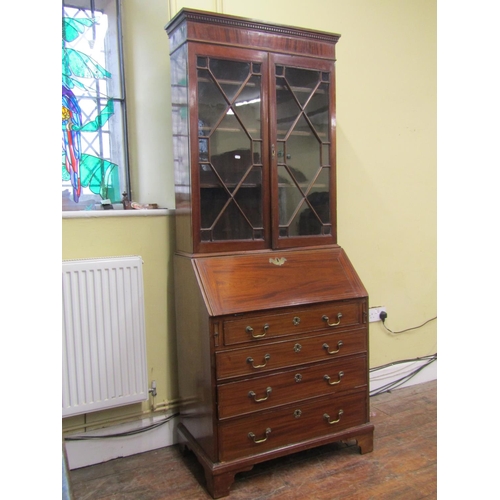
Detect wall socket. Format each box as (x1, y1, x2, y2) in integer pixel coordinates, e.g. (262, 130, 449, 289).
(369, 306, 387, 322)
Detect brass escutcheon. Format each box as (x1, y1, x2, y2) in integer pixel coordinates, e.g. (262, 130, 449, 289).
(269, 257, 287, 266)
(294, 343, 302, 353)
(295, 373, 302, 382)
(293, 316, 301, 326)
(294, 409, 302, 418)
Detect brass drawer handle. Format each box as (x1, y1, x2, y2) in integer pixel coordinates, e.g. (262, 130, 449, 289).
(322, 340, 343, 355)
(248, 387, 272, 402)
(323, 409, 344, 425)
(322, 313, 342, 327)
(247, 354, 271, 368)
(248, 428, 271, 444)
(246, 324, 269, 338)
(324, 371, 344, 386)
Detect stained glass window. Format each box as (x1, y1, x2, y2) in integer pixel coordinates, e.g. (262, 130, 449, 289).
(62, 0, 129, 211)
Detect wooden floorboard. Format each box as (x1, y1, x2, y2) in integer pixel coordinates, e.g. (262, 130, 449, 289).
(69, 380, 437, 499)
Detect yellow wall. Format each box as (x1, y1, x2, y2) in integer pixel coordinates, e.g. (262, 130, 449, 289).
(62, 0, 436, 431)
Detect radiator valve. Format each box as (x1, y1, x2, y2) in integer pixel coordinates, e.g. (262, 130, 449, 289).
(149, 380, 157, 397)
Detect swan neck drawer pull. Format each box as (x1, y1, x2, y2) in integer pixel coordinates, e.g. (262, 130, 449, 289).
(248, 387, 272, 402)
(246, 354, 271, 368)
(322, 340, 343, 355)
(324, 371, 344, 385)
(322, 312, 343, 327)
(248, 428, 271, 444)
(323, 409, 344, 425)
(246, 324, 269, 338)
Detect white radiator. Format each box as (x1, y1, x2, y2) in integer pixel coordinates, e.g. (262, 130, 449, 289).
(62, 256, 148, 418)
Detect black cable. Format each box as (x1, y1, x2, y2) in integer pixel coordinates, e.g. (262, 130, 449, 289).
(369, 354, 437, 397)
(64, 412, 180, 441)
(369, 353, 437, 373)
(382, 315, 437, 334)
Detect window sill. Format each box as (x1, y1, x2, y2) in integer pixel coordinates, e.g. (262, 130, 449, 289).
(63, 208, 173, 219)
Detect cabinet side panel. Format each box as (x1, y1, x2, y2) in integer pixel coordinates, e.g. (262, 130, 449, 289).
(171, 43, 193, 254)
(174, 254, 216, 461)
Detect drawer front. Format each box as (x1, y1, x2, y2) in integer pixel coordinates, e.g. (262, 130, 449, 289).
(218, 390, 367, 462)
(223, 300, 363, 346)
(217, 355, 367, 419)
(216, 328, 367, 381)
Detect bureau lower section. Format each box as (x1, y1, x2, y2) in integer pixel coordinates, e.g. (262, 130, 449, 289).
(173, 249, 373, 498)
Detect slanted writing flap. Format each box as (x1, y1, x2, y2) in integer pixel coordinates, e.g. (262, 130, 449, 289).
(194, 247, 367, 317)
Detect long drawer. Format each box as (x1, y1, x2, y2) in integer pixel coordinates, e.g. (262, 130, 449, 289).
(217, 354, 367, 419)
(218, 390, 368, 462)
(215, 328, 367, 380)
(223, 300, 364, 346)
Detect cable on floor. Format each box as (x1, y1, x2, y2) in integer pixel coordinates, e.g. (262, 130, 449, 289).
(64, 412, 180, 441)
(369, 353, 437, 397)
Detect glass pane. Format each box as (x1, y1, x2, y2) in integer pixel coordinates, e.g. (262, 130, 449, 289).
(294, 169, 330, 236)
(276, 76, 300, 140)
(210, 119, 252, 190)
(275, 62, 333, 240)
(286, 115, 321, 187)
(210, 59, 250, 102)
(285, 67, 320, 107)
(62, 0, 127, 210)
(233, 74, 261, 139)
(278, 165, 304, 226)
(213, 201, 253, 240)
(234, 167, 263, 227)
(198, 69, 228, 136)
(200, 166, 228, 229)
(305, 82, 329, 139)
(198, 56, 263, 243)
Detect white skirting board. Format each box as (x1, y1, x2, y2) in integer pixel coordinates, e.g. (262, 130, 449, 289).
(65, 414, 180, 470)
(369, 357, 437, 395)
(65, 360, 436, 470)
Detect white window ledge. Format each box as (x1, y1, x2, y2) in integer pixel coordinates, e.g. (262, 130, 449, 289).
(63, 208, 173, 219)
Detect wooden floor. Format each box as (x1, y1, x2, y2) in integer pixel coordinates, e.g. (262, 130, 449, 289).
(69, 380, 436, 500)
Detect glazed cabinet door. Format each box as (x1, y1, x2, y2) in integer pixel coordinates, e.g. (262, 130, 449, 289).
(270, 54, 337, 249)
(190, 44, 271, 253)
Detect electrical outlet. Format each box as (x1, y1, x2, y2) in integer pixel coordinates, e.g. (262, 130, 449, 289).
(369, 306, 386, 322)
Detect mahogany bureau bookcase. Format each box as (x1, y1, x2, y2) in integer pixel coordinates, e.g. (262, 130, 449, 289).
(165, 9, 374, 498)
